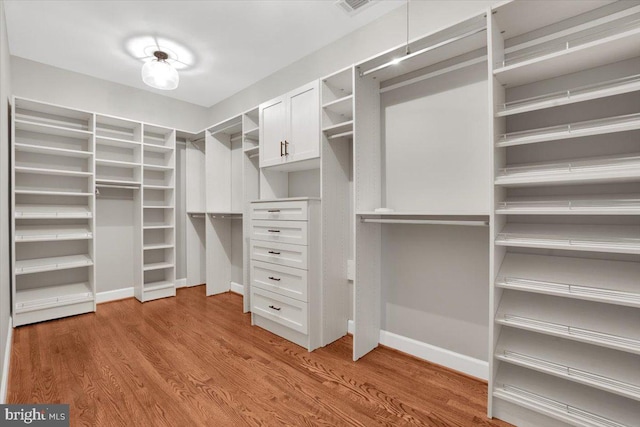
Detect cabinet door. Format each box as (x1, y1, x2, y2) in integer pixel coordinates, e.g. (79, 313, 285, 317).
(259, 95, 286, 168)
(285, 81, 320, 164)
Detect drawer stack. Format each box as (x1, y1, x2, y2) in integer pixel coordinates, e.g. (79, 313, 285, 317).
(249, 198, 321, 351)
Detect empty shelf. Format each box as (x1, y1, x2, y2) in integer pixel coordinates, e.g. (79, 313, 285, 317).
(495, 223, 640, 254)
(496, 291, 640, 354)
(15, 119, 92, 140)
(495, 364, 640, 427)
(143, 262, 174, 272)
(497, 253, 640, 308)
(15, 282, 93, 313)
(96, 136, 141, 149)
(496, 328, 640, 401)
(95, 159, 140, 169)
(322, 94, 353, 116)
(14, 190, 92, 197)
(243, 126, 259, 138)
(15, 166, 92, 178)
(143, 224, 173, 229)
(243, 146, 260, 155)
(143, 164, 173, 171)
(15, 204, 92, 218)
(322, 120, 353, 137)
(143, 205, 174, 209)
(495, 154, 640, 187)
(497, 74, 640, 117)
(15, 254, 93, 275)
(494, 17, 640, 86)
(143, 281, 175, 292)
(15, 225, 93, 242)
(144, 184, 173, 190)
(143, 143, 173, 153)
(143, 244, 174, 251)
(496, 113, 640, 147)
(96, 179, 141, 186)
(14, 143, 92, 159)
(496, 195, 640, 215)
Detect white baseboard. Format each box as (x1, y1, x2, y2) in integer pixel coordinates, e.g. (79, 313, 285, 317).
(175, 278, 187, 289)
(230, 281, 244, 295)
(1, 317, 13, 404)
(96, 287, 134, 304)
(346, 319, 488, 380)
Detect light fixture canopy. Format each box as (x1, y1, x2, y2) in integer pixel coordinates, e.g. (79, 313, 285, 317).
(142, 51, 179, 90)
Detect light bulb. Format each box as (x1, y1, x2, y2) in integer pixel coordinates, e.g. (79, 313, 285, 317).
(142, 59, 179, 90)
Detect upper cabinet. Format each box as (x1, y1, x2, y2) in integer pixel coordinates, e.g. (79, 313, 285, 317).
(259, 81, 320, 170)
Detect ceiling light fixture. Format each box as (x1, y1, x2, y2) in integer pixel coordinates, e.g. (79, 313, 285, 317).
(141, 51, 179, 90)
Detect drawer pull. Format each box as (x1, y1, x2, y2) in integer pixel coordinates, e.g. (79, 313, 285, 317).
(268, 305, 281, 311)
(267, 229, 281, 233)
(267, 209, 280, 213)
(268, 251, 281, 255)
(268, 276, 281, 281)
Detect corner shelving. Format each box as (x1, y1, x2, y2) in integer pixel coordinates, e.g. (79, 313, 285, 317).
(11, 97, 96, 327)
(496, 195, 640, 215)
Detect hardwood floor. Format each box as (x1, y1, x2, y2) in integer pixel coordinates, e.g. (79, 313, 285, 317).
(8, 287, 513, 426)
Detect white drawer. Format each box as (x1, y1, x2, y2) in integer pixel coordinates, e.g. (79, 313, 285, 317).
(251, 287, 308, 334)
(251, 220, 308, 245)
(251, 260, 308, 302)
(251, 201, 308, 221)
(251, 240, 308, 270)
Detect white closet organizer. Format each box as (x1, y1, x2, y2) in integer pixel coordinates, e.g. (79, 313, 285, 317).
(352, 12, 491, 367)
(11, 97, 96, 326)
(242, 107, 260, 312)
(205, 116, 244, 297)
(489, 2, 640, 426)
(185, 131, 206, 288)
(140, 125, 177, 301)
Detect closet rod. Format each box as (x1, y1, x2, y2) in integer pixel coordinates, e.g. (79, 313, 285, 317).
(190, 214, 205, 218)
(359, 26, 487, 77)
(360, 218, 488, 227)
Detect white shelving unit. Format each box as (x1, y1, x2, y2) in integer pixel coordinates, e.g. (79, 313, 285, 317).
(140, 124, 176, 302)
(11, 97, 96, 326)
(242, 107, 260, 312)
(489, 2, 640, 426)
(184, 130, 206, 288)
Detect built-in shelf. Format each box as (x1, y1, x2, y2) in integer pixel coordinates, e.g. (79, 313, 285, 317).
(322, 120, 354, 137)
(497, 73, 640, 116)
(14, 119, 93, 140)
(495, 154, 640, 187)
(14, 282, 93, 313)
(327, 130, 353, 140)
(496, 291, 640, 355)
(496, 113, 640, 147)
(495, 223, 640, 254)
(95, 179, 141, 187)
(242, 126, 259, 138)
(143, 143, 173, 153)
(15, 254, 93, 275)
(15, 166, 92, 178)
(14, 190, 93, 197)
(96, 136, 141, 149)
(14, 143, 92, 158)
(143, 225, 174, 230)
(143, 164, 173, 171)
(14, 204, 92, 219)
(494, 16, 640, 86)
(243, 146, 260, 155)
(15, 225, 93, 242)
(144, 184, 173, 190)
(494, 364, 640, 427)
(208, 211, 243, 217)
(496, 195, 640, 215)
(143, 205, 174, 209)
(143, 262, 174, 272)
(143, 281, 175, 291)
(95, 159, 140, 169)
(322, 94, 353, 116)
(497, 253, 640, 308)
(143, 244, 174, 251)
(496, 328, 640, 402)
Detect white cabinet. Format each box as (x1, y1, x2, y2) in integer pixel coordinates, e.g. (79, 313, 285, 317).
(259, 81, 320, 169)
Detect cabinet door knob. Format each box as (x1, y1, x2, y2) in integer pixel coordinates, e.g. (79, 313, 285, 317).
(280, 141, 284, 157)
(268, 276, 281, 281)
(267, 229, 281, 233)
(268, 305, 281, 311)
(268, 251, 281, 255)
(284, 140, 289, 156)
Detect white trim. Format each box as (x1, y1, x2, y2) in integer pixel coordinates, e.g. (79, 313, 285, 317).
(175, 278, 187, 289)
(1, 317, 13, 404)
(346, 319, 488, 380)
(96, 287, 134, 304)
(230, 281, 244, 295)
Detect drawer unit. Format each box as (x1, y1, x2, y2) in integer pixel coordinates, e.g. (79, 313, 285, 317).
(251, 287, 308, 334)
(251, 260, 308, 302)
(250, 200, 308, 221)
(251, 220, 308, 245)
(250, 240, 308, 270)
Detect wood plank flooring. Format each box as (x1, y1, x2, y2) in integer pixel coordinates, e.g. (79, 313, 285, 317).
(8, 287, 513, 427)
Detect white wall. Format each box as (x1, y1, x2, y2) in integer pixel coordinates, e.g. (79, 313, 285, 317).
(0, 0, 12, 403)
(10, 57, 208, 132)
(206, 0, 496, 124)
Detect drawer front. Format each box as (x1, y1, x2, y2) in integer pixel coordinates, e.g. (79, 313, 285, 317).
(251, 260, 308, 302)
(251, 287, 308, 334)
(251, 240, 308, 270)
(250, 201, 308, 221)
(251, 220, 308, 245)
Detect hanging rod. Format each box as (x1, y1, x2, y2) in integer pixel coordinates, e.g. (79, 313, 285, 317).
(360, 218, 488, 227)
(360, 26, 487, 77)
(189, 213, 205, 219)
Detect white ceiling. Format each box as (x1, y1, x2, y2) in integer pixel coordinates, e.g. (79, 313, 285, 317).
(4, 0, 404, 107)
